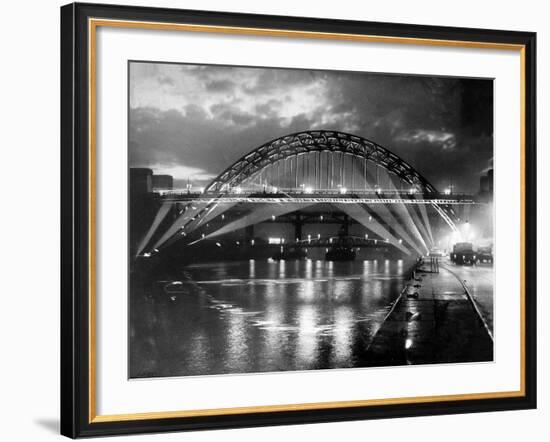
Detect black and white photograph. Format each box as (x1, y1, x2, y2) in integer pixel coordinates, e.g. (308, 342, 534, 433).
(128, 61, 495, 379)
(0, 0, 543, 439)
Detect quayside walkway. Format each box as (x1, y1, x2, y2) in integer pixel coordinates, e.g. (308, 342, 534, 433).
(364, 260, 494, 366)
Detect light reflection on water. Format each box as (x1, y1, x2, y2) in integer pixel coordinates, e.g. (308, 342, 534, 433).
(129, 259, 412, 378)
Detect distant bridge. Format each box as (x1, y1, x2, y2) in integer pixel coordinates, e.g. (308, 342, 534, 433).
(282, 235, 393, 248)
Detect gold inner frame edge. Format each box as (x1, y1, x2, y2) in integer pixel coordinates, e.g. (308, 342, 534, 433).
(87, 17, 527, 424)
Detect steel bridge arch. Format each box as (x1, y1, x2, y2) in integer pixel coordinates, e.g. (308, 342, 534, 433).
(205, 130, 438, 194)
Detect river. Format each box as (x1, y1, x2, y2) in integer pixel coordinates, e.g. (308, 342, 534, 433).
(129, 258, 414, 378)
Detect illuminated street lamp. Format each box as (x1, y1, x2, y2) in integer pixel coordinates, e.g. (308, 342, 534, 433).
(462, 221, 476, 241)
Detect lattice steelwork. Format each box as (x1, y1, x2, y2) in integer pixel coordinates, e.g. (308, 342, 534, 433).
(205, 130, 438, 194)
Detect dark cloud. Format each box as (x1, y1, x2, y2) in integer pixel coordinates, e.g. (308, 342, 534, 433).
(157, 74, 175, 86)
(205, 79, 236, 93)
(255, 99, 282, 118)
(241, 69, 322, 95)
(210, 102, 255, 126)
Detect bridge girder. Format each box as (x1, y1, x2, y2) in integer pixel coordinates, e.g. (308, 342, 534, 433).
(205, 130, 438, 194)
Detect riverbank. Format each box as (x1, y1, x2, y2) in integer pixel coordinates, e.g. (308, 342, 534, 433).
(364, 259, 494, 366)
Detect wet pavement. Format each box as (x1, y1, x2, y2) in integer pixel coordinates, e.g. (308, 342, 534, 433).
(440, 261, 494, 333)
(364, 261, 494, 366)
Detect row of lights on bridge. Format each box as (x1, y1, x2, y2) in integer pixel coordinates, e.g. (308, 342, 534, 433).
(176, 181, 452, 196)
(227, 184, 423, 195)
(259, 233, 398, 246)
(269, 214, 373, 222)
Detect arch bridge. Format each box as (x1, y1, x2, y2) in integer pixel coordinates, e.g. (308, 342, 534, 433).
(136, 130, 474, 258)
(205, 130, 437, 194)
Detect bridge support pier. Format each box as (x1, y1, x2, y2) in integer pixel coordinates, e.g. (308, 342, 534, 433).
(245, 225, 254, 245)
(342, 214, 350, 236)
(294, 214, 303, 241)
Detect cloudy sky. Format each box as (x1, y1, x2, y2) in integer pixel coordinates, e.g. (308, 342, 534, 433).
(129, 61, 493, 193)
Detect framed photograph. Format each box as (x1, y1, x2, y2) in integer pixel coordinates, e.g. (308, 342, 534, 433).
(60, 2, 536, 438)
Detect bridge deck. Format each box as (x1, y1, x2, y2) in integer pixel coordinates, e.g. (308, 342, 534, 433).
(159, 196, 477, 205)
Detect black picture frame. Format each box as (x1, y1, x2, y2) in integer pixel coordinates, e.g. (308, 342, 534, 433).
(61, 2, 537, 438)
